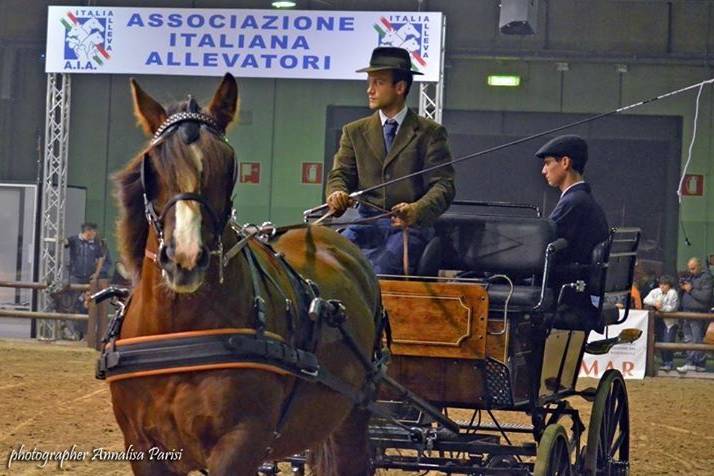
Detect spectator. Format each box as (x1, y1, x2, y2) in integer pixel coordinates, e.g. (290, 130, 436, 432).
(63, 222, 111, 340)
(676, 257, 712, 373)
(643, 275, 679, 371)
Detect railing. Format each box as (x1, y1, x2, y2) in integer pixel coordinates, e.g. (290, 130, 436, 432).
(645, 310, 714, 377)
(0, 279, 111, 350)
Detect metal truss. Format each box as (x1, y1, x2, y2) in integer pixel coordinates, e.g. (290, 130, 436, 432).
(418, 16, 446, 124)
(37, 73, 71, 340)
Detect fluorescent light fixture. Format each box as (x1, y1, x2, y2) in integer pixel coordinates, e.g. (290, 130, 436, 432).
(487, 75, 521, 87)
(272, 1, 296, 7)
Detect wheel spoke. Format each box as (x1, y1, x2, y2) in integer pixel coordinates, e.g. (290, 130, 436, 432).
(607, 399, 622, 445)
(610, 429, 626, 458)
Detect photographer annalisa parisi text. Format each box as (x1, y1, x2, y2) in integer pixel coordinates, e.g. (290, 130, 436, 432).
(6, 444, 183, 469)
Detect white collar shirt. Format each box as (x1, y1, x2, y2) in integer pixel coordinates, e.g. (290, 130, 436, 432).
(379, 106, 408, 137)
(560, 180, 585, 198)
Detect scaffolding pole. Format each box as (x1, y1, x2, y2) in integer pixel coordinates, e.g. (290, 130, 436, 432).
(38, 73, 71, 340)
(418, 16, 446, 124)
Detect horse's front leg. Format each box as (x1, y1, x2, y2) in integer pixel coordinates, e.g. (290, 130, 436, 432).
(206, 419, 276, 476)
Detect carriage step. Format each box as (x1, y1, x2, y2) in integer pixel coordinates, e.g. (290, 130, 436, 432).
(455, 420, 534, 433)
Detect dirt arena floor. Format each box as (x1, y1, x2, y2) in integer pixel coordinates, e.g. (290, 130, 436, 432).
(1, 339, 713, 475)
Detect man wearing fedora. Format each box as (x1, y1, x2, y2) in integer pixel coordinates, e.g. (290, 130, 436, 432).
(325, 47, 455, 275)
(536, 134, 609, 329)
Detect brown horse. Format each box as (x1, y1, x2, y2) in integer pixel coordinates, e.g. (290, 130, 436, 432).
(110, 73, 381, 475)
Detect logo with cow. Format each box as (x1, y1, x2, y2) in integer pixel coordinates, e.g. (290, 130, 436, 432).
(60, 9, 114, 71)
(373, 15, 433, 73)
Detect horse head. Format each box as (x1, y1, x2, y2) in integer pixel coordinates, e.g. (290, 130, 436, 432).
(115, 73, 239, 293)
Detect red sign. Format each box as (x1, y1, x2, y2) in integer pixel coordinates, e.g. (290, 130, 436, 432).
(239, 162, 260, 184)
(301, 162, 323, 184)
(681, 174, 704, 196)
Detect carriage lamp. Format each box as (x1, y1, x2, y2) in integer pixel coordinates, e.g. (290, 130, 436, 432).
(487, 75, 521, 87)
(272, 1, 297, 7)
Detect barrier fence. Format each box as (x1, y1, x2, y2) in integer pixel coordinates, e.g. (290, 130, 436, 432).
(646, 310, 714, 378)
(2, 281, 713, 376)
(0, 279, 110, 350)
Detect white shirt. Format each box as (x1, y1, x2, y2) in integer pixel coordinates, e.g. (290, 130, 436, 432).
(643, 287, 679, 327)
(560, 180, 585, 198)
(379, 105, 408, 138)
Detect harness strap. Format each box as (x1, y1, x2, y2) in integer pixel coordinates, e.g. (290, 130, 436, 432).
(97, 330, 314, 383)
(242, 245, 268, 335)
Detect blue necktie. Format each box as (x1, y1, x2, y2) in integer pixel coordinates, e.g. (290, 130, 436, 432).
(383, 119, 398, 153)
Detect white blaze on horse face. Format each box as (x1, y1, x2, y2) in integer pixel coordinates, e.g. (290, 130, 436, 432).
(173, 144, 204, 270)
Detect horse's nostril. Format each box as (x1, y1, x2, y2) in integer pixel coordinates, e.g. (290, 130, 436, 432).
(197, 246, 210, 269)
(166, 243, 176, 260)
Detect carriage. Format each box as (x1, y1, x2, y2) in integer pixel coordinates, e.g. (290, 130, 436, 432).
(299, 200, 641, 475)
(97, 74, 642, 476)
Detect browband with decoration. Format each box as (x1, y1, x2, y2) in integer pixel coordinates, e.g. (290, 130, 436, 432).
(151, 112, 223, 145)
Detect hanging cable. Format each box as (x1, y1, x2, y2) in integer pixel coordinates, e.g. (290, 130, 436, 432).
(677, 82, 706, 204)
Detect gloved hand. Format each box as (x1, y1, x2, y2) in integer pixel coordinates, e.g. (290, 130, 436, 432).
(391, 202, 418, 227)
(326, 191, 353, 217)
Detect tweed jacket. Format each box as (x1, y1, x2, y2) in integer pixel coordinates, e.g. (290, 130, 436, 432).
(326, 109, 455, 227)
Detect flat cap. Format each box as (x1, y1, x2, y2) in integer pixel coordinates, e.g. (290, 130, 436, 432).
(535, 134, 588, 167)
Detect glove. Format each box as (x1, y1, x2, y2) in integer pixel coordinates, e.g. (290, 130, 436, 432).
(391, 202, 419, 227)
(326, 191, 352, 217)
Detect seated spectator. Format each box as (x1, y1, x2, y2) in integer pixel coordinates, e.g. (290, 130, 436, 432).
(643, 275, 679, 371)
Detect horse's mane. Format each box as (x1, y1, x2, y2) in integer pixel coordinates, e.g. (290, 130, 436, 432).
(114, 100, 234, 275)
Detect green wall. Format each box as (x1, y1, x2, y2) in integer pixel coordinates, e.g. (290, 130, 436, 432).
(4, 0, 714, 269)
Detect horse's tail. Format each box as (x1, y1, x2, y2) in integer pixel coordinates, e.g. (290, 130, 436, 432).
(308, 436, 338, 476)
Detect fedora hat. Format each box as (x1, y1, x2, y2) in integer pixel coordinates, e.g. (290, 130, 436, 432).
(356, 47, 423, 75)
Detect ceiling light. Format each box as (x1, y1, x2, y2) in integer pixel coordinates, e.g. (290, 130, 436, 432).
(272, 1, 296, 7)
(487, 75, 521, 87)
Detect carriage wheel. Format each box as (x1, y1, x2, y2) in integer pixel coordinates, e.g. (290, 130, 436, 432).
(584, 369, 629, 475)
(534, 423, 572, 476)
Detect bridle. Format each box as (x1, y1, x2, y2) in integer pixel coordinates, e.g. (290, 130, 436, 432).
(140, 98, 237, 280)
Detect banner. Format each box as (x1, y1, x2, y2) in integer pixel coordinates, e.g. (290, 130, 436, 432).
(579, 309, 649, 380)
(45, 6, 444, 81)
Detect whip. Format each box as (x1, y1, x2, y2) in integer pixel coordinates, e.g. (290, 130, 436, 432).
(305, 77, 714, 219)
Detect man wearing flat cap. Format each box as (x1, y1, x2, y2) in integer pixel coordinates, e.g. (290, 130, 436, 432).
(325, 47, 455, 275)
(536, 134, 609, 328)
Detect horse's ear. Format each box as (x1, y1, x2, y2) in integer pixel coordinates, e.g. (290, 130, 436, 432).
(208, 73, 239, 131)
(130, 78, 167, 136)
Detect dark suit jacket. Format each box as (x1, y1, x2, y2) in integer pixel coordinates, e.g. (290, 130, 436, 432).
(550, 182, 609, 266)
(326, 109, 455, 226)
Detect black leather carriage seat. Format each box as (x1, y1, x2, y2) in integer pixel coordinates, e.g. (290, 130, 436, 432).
(434, 213, 557, 310)
(416, 236, 443, 277)
(589, 228, 641, 329)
